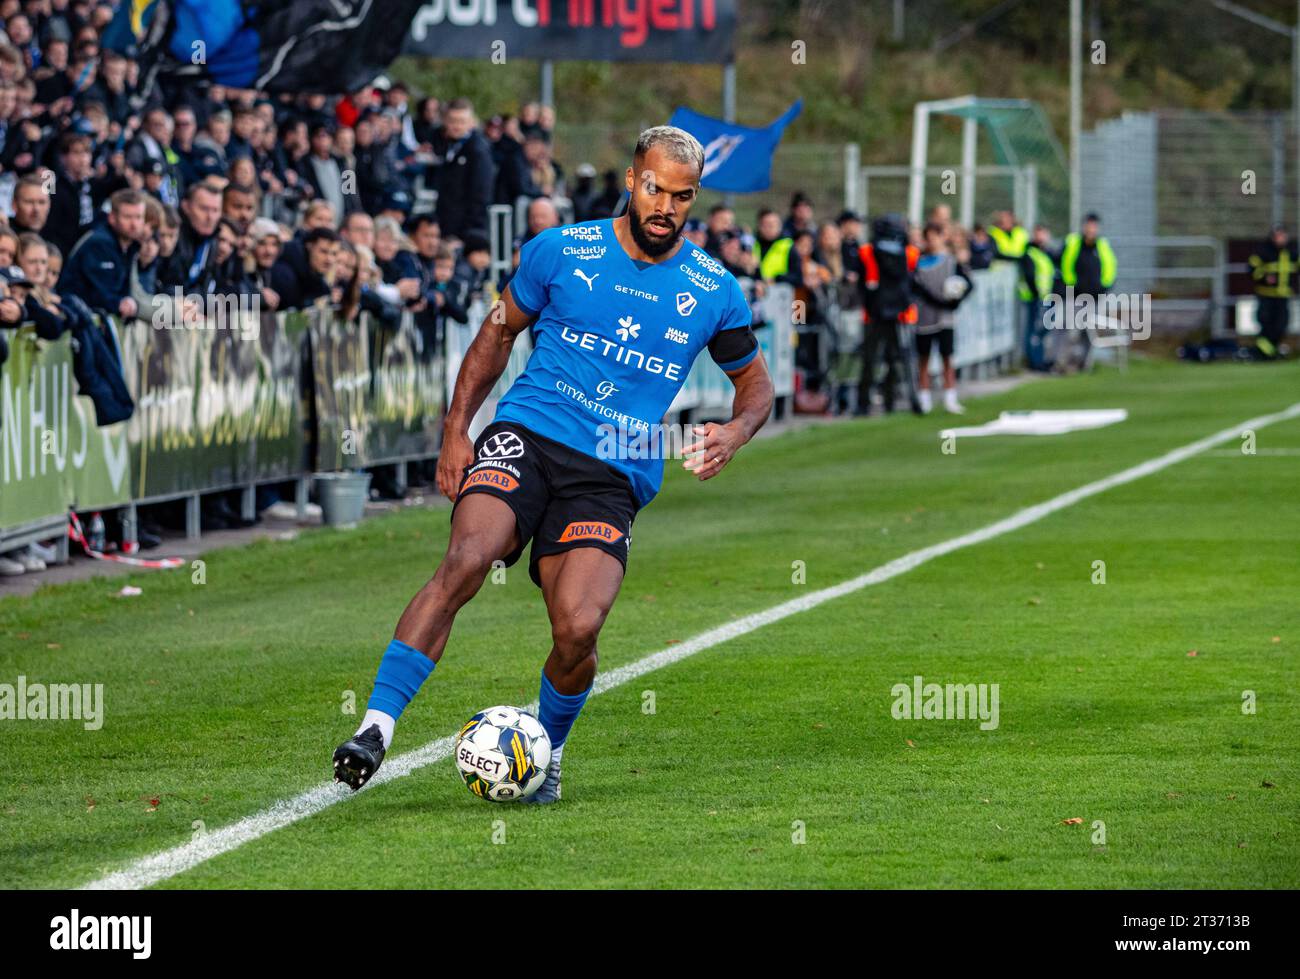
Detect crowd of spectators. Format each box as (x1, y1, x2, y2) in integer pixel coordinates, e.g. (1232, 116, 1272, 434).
(0, 1, 1036, 577)
(0, 0, 637, 575)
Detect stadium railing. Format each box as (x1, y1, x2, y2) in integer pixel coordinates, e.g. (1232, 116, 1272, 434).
(0, 274, 835, 551)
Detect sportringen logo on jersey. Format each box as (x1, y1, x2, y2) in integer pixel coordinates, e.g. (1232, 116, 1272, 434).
(558, 325, 685, 380)
(480, 431, 525, 459)
(561, 225, 604, 242)
(692, 250, 726, 276)
(564, 245, 605, 261)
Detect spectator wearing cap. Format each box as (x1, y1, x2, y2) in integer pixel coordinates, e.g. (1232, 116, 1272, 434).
(58, 187, 145, 319)
(782, 191, 815, 241)
(269, 226, 337, 310)
(1, 261, 65, 340)
(457, 233, 493, 299)
(704, 204, 736, 257)
(9, 173, 51, 238)
(570, 162, 604, 222)
(45, 130, 109, 255)
(683, 218, 707, 249)
(427, 97, 495, 242)
(247, 217, 284, 311)
(837, 210, 864, 284)
(158, 179, 222, 292)
(0, 263, 27, 316)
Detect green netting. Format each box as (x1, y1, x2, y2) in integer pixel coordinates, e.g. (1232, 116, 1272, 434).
(935, 98, 1070, 231)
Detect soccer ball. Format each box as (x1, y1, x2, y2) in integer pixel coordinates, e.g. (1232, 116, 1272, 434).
(453, 705, 552, 802)
(942, 275, 970, 300)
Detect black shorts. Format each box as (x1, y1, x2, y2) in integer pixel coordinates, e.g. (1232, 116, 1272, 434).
(452, 421, 639, 587)
(915, 328, 955, 363)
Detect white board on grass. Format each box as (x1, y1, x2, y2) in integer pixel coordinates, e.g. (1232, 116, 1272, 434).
(941, 409, 1128, 438)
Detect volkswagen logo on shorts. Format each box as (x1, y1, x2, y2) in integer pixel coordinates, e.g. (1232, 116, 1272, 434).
(480, 431, 524, 459)
(595, 380, 618, 401)
(676, 291, 698, 316)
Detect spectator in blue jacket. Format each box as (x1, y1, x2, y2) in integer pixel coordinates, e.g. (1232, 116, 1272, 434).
(57, 187, 146, 319)
(269, 226, 337, 310)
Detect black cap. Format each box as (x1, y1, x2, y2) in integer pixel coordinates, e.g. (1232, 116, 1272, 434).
(1, 265, 33, 287)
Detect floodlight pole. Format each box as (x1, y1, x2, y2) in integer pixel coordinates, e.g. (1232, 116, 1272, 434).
(723, 59, 736, 208)
(540, 60, 553, 107)
(1069, 0, 1082, 231)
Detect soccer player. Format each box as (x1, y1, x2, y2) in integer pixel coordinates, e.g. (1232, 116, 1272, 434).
(332, 127, 774, 801)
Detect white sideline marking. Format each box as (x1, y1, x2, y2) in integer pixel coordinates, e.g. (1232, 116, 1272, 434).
(80, 402, 1300, 890)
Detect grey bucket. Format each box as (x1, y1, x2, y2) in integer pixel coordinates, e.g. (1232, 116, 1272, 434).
(316, 471, 372, 528)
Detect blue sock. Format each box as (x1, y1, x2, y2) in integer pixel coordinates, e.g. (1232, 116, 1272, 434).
(366, 639, 436, 720)
(537, 671, 591, 749)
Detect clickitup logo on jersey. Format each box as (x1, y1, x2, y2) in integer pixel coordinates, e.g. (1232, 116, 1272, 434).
(559, 326, 684, 380)
(678, 264, 721, 292)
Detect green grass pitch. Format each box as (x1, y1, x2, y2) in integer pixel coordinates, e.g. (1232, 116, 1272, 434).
(2, 359, 1297, 888)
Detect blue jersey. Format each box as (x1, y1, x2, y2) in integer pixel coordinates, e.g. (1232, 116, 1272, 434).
(495, 219, 758, 506)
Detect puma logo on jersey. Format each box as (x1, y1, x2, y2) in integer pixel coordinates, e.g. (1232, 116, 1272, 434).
(573, 268, 600, 290)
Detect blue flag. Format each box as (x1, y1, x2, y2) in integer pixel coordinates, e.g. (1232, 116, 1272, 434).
(105, 1, 424, 95)
(668, 101, 802, 193)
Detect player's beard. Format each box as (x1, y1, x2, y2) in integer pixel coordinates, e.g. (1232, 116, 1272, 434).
(628, 199, 683, 258)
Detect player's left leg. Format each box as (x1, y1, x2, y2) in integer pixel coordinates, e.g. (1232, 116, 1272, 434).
(523, 547, 625, 803)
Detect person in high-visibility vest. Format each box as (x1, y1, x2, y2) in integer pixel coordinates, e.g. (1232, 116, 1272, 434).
(1059, 213, 1118, 370)
(752, 209, 796, 284)
(1248, 224, 1296, 359)
(1060, 213, 1117, 298)
(1022, 224, 1060, 371)
(988, 210, 1028, 264)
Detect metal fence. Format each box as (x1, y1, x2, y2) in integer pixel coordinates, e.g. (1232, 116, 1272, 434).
(1080, 109, 1298, 320)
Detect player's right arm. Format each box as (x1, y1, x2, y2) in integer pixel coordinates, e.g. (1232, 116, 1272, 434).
(436, 288, 535, 500)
